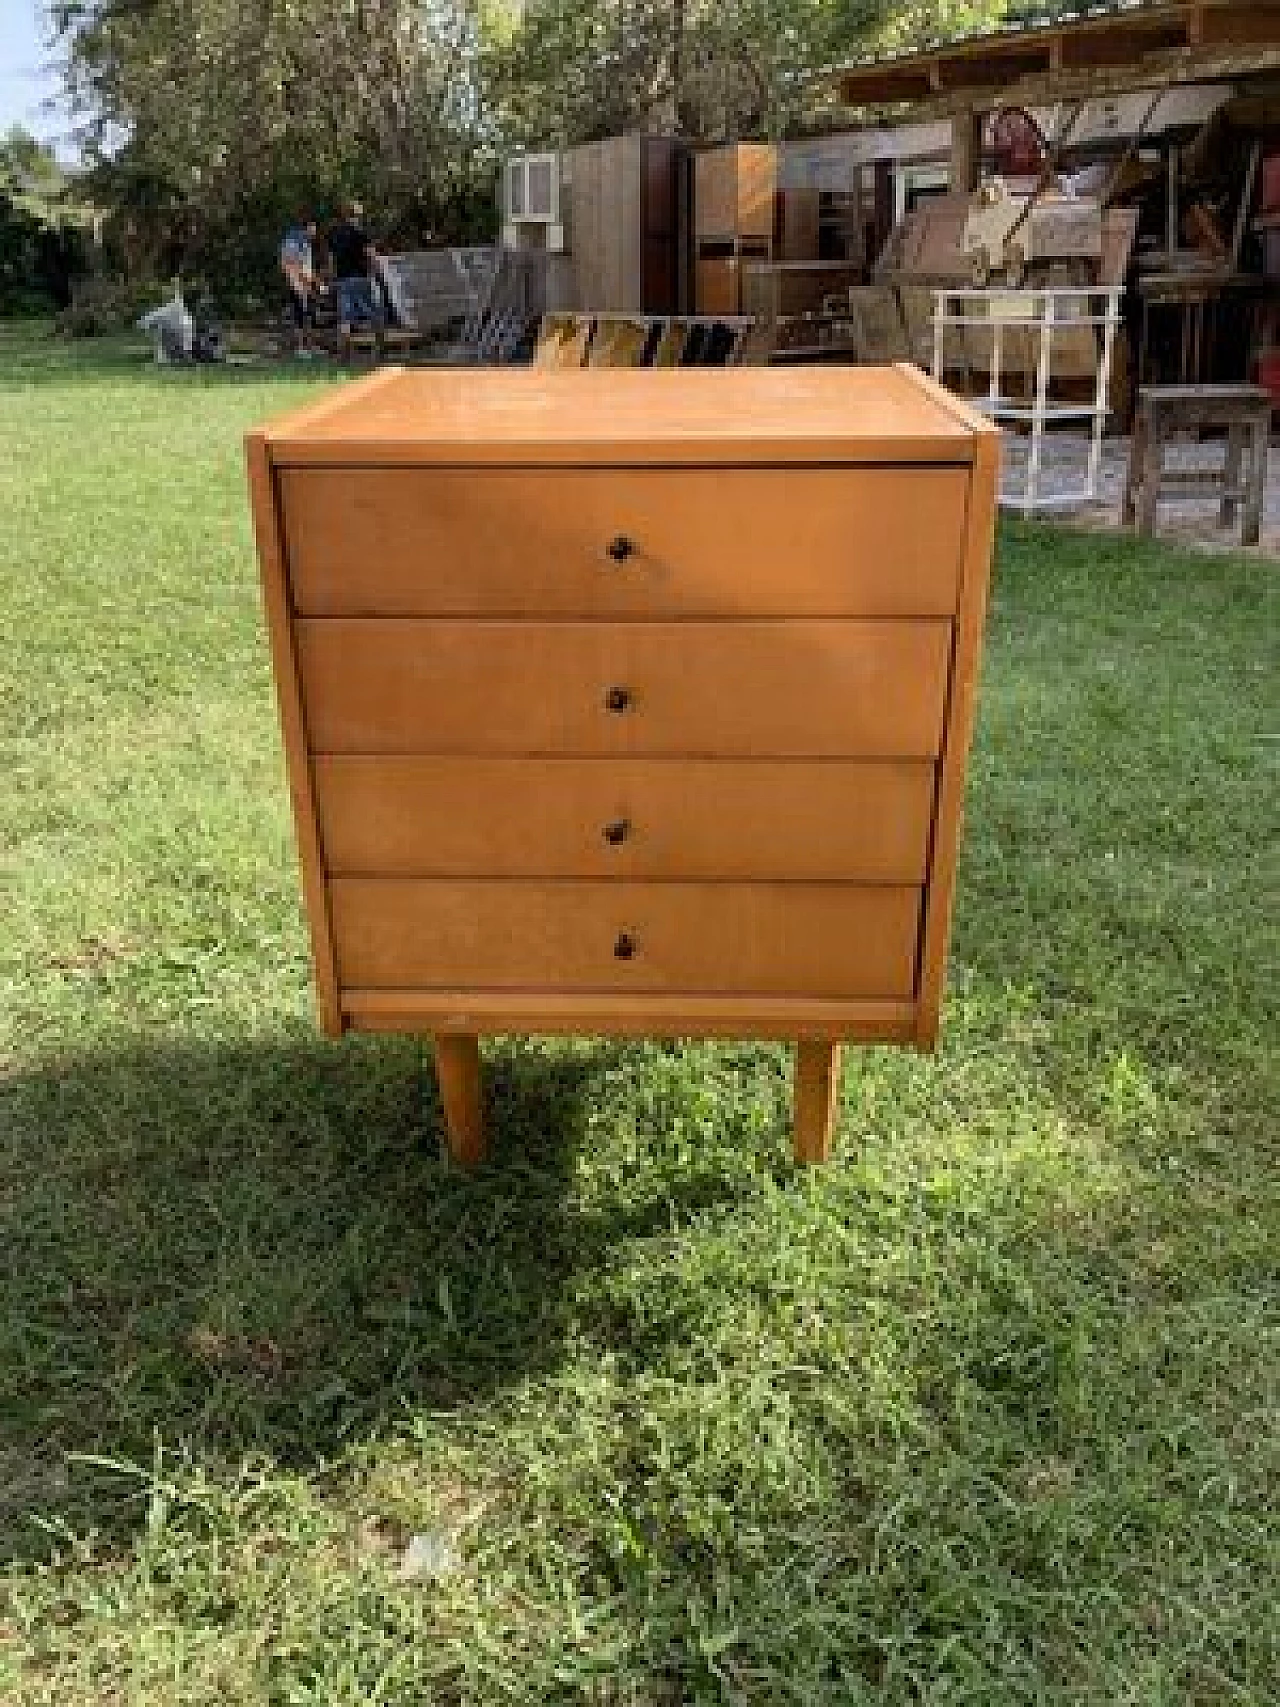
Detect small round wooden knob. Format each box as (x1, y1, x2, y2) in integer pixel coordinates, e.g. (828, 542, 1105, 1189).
(605, 686, 632, 714)
(613, 931, 638, 961)
(603, 818, 631, 846)
(606, 535, 635, 563)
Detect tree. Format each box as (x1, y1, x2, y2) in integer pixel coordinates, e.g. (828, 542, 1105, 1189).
(486, 1, 901, 148)
(44, 0, 1023, 296)
(49, 0, 498, 294)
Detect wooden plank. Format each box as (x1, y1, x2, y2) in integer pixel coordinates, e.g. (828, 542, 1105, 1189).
(343, 990, 918, 1043)
(294, 619, 954, 759)
(569, 134, 645, 313)
(281, 465, 969, 617)
(914, 428, 1000, 1045)
(793, 1042, 842, 1164)
(615, 136, 643, 311)
(314, 757, 938, 881)
(262, 366, 978, 467)
(244, 433, 343, 1036)
(328, 880, 922, 999)
(434, 1034, 486, 1167)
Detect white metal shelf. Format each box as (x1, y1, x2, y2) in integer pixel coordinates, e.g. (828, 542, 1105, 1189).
(932, 286, 1124, 516)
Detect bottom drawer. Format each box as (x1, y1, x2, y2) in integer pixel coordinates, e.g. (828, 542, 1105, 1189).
(330, 880, 922, 999)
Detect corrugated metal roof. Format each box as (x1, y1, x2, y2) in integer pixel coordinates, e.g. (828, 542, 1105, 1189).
(838, 1, 1181, 74)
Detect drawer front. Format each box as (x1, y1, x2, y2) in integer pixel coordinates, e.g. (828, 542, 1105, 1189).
(296, 619, 952, 758)
(281, 467, 968, 617)
(315, 756, 936, 881)
(330, 880, 922, 999)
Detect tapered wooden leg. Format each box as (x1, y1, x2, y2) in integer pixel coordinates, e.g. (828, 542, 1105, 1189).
(793, 1042, 842, 1165)
(433, 1034, 486, 1168)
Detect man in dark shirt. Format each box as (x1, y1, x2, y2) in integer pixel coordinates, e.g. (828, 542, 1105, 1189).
(328, 202, 372, 283)
(327, 201, 384, 334)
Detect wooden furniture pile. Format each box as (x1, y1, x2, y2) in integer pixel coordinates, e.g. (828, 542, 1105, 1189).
(246, 366, 999, 1166)
(1123, 384, 1272, 546)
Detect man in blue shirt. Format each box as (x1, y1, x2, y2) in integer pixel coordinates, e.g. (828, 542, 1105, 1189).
(280, 216, 318, 354)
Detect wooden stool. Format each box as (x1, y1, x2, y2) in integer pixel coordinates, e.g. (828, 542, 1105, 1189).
(1123, 385, 1272, 547)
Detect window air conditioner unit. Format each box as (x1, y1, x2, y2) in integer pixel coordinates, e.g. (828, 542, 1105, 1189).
(506, 152, 563, 230)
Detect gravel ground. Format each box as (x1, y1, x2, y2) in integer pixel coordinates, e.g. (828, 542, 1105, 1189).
(1002, 429, 1280, 555)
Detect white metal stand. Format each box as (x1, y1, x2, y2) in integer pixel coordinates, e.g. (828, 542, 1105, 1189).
(932, 286, 1123, 515)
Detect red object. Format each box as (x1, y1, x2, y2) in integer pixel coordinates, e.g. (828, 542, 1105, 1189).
(1262, 152, 1280, 216)
(984, 107, 1047, 179)
(1256, 349, 1280, 407)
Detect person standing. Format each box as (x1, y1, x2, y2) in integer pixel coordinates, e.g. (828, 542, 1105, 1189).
(280, 216, 318, 355)
(327, 201, 384, 338)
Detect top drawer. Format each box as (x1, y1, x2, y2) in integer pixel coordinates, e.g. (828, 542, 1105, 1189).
(279, 466, 968, 618)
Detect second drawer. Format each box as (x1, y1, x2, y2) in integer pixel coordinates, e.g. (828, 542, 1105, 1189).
(314, 756, 937, 881)
(296, 619, 953, 757)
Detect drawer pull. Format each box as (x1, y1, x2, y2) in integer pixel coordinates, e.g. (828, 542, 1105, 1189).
(613, 931, 638, 961)
(604, 686, 632, 715)
(606, 535, 636, 564)
(602, 818, 631, 846)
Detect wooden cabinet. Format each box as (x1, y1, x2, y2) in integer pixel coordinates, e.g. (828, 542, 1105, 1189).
(247, 365, 999, 1165)
(695, 144, 777, 242)
(694, 144, 779, 316)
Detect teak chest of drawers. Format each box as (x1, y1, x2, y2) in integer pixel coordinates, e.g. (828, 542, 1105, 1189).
(247, 364, 998, 1165)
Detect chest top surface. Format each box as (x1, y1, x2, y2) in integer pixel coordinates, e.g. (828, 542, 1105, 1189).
(259, 363, 991, 467)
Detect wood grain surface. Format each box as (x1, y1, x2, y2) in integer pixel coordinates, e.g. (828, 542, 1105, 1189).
(314, 756, 937, 881)
(282, 466, 967, 617)
(329, 879, 922, 998)
(295, 619, 953, 758)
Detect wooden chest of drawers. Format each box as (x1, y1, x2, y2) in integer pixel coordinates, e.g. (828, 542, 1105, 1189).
(247, 365, 998, 1164)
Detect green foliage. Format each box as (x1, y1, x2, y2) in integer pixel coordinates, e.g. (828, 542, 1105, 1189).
(52, 0, 499, 302)
(0, 326, 1276, 1702)
(488, 0, 895, 145)
(53, 275, 164, 336)
(0, 128, 90, 315)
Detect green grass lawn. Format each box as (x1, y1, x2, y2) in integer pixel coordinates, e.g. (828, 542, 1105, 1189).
(0, 321, 1276, 1705)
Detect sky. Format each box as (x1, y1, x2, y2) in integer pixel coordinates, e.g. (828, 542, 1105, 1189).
(0, 1, 72, 158)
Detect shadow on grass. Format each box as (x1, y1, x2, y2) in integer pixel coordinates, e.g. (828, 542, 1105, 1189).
(0, 1034, 745, 1562)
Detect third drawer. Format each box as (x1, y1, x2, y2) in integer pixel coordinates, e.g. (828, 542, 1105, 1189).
(314, 756, 937, 882)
